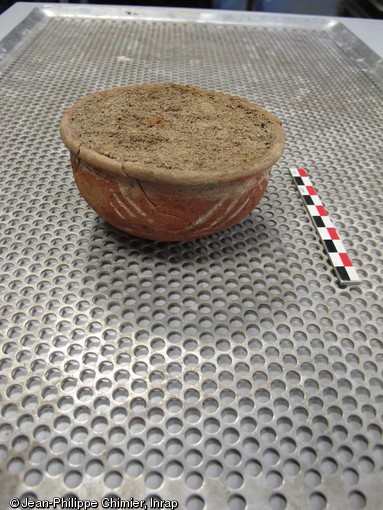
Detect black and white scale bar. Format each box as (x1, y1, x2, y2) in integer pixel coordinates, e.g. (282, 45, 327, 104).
(290, 167, 360, 285)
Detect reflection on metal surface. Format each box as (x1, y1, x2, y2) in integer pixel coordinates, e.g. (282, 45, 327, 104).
(0, 6, 382, 510)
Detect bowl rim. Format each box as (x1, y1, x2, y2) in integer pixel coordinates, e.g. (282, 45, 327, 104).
(60, 83, 285, 186)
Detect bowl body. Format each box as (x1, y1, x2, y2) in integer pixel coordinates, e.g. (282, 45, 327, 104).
(71, 154, 271, 241)
(61, 84, 285, 241)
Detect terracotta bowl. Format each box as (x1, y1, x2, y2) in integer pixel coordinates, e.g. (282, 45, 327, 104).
(60, 84, 285, 241)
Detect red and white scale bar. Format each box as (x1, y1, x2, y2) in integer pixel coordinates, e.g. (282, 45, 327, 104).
(290, 167, 360, 285)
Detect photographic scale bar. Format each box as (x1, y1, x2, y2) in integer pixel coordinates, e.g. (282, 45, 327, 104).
(290, 167, 361, 286)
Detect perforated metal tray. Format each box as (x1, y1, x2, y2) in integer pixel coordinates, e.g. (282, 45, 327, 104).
(0, 6, 383, 510)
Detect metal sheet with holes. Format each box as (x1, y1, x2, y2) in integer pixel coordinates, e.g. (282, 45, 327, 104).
(0, 6, 383, 510)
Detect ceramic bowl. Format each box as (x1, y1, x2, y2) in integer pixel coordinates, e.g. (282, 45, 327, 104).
(60, 84, 285, 241)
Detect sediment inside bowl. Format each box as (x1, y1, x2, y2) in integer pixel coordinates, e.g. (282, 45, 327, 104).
(61, 83, 284, 185)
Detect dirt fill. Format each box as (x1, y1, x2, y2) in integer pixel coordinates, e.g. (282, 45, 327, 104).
(70, 84, 278, 174)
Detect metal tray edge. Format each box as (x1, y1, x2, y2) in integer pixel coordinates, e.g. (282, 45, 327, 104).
(39, 4, 333, 30)
(0, 7, 47, 67)
(327, 21, 383, 84)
